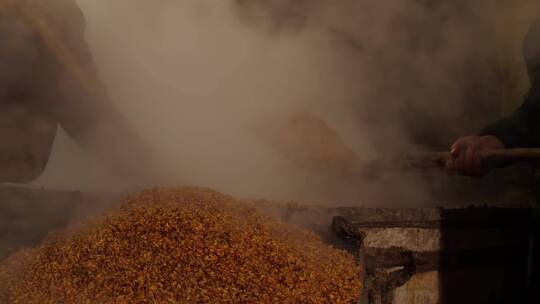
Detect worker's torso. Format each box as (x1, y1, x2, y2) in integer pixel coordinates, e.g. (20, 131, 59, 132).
(0, 71, 60, 183)
(0, 7, 67, 182)
(524, 16, 540, 92)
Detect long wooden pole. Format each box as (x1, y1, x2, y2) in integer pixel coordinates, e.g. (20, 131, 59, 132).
(409, 148, 540, 168)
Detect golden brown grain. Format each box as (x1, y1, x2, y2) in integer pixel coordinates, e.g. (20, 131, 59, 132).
(0, 187, 361, 303)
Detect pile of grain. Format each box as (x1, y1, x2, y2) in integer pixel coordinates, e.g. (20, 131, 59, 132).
(0, 187, 361, 303)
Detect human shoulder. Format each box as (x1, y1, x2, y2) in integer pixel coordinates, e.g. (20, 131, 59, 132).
(524, 17, 540, 63)
(15, 0, 86, 36)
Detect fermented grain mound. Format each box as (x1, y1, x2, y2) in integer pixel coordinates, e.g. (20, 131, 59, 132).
(0, 187, 361, 303)
(0, 248, 38, 302)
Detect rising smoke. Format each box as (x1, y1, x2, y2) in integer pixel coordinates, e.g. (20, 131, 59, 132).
(33, 0, 510, 206)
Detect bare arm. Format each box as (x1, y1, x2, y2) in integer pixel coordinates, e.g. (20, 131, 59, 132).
(45, 4, 158, 184)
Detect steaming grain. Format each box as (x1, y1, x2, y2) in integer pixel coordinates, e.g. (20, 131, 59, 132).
(273, 111, 360, 180)
(0, 187, 361, 303)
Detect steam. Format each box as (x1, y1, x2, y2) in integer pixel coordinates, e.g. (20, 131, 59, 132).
(32, 0, 508, 206)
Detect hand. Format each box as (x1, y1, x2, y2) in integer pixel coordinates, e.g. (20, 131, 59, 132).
(446, 135, 504, 177)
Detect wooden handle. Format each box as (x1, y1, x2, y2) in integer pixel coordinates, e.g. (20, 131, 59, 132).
(408, 148, 540, 169)
(478, 148, 540, 164)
